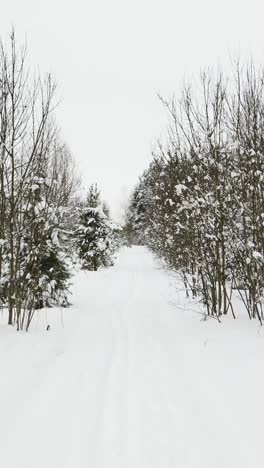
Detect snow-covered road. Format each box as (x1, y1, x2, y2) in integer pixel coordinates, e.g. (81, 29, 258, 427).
(1, 246, 264, 467)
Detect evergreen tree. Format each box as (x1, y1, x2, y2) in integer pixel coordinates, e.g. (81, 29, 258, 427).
(76, 184, 117, 270)
(16, 176, 72, 329)
(87, 183, 101, 208)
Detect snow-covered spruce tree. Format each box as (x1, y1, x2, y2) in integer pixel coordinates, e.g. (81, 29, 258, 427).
(5, 151, 75, 331)
(76, 185, 117, 271)
(87, 183, 101, 208)
(18, 178, 70, 329)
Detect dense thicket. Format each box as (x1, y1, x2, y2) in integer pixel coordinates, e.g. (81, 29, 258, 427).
(127, 64, 264, 323)
(0, 32, 79, 330)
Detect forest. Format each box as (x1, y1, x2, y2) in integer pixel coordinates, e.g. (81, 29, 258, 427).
(0, 31, 264, 331)
(1, 10, 264, 468)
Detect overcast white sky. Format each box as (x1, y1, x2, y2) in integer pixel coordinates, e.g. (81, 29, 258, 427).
(0, 0, 263, 219)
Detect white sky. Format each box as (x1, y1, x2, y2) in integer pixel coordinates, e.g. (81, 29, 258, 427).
(0, 0, 264, 219)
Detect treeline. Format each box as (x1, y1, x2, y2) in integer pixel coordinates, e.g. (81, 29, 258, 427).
(127, 63, 264, 323)
(0, 32, 120, 331)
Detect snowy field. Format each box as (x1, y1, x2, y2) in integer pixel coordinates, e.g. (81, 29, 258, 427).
(0, 246, 264, 468)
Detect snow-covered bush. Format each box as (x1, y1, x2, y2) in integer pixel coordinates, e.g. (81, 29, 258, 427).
(128, 64, 264, 323)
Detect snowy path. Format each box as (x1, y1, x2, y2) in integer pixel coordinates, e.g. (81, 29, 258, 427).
(1, 246, 264, 467)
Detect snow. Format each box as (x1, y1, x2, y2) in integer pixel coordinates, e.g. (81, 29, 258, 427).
(253, 251, 263, 261)
(175, 183, 188, 195)
(0, 246, 264, 467)
(30, 184, 40, 191)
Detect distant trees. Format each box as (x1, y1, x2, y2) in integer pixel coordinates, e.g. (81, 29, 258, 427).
(123, 183, 147, 246)
(0, 31, 79, 330)
(127, 63, 264, 323)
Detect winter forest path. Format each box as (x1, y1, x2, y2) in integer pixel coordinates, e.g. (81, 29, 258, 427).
(0, 246, 264, 468)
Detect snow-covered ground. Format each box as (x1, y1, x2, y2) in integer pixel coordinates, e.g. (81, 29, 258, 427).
(0, 246, 264, 467)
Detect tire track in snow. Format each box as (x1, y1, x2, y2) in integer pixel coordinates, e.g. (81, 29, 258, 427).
(99, 307, 129, 467)
(98, 266, 143, 468)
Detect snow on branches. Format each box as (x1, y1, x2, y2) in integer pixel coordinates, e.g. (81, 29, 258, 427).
(126, 64, 264, 323)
